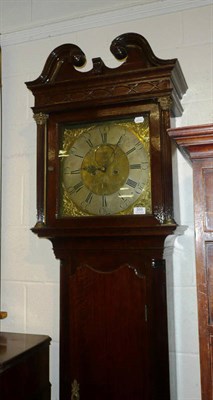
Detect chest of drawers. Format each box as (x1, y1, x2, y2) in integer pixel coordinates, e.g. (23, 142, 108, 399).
(0, 332, 51, 400)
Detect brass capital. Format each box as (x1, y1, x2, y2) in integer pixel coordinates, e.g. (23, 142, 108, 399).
(158, 96, 173, 111)
(33, 112, 49, 126)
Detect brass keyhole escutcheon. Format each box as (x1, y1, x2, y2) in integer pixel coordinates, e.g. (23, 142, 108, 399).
(71, 379, 80, 400)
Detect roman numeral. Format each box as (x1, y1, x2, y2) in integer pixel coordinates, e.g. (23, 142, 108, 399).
(102, 195, 107, 207)
(69, 181, 84, 194)
(70, 147, 84, 158)
(135, 141, 143, 149)
(101, 131, 108, 144)
(126, 147, 136, 156)
(86, 138, 93, 148)
(126, 178, 137, 189)
(74, 154, 84, 159)
(85, 191, 93, 204)
(130, 164, 141, 170)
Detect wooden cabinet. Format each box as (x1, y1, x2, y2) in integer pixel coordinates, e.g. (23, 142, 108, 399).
(0, 332, 51, 400)
(168, 123, 213, 400)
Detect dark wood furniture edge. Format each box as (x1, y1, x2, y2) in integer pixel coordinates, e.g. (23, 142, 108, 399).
(168, 123, 213, 400)
(0, 332, 51, 371)
(168, 123, 213, 159)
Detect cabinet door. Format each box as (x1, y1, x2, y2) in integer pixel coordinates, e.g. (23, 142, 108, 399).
(69, 265, 149, 400)
(60, 253, 170, 400)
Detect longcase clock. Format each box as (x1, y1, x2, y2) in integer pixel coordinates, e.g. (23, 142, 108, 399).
(26, 33, 187, 400)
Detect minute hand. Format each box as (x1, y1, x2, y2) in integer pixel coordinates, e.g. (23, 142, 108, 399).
(108, 136, 123, 162)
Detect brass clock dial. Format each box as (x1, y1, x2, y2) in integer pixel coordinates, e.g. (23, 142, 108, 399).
(59, 117, 151, 216)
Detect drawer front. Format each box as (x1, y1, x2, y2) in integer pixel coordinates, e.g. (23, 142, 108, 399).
(0, 345, 50, 400)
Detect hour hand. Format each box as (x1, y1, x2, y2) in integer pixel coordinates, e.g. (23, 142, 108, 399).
(82, 165, 106, 175)
(82, 165, 97, 175)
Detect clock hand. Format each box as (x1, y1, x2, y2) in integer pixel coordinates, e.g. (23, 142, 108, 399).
(82, 165, 106, 175)
(106, 136, 124, 165)
(94, 144, 116, 168)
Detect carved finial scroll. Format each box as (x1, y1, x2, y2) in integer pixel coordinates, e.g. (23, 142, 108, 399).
(110, 32, 176, 68)
(30, 44, 86, 85)
(26, 33, 187, 118)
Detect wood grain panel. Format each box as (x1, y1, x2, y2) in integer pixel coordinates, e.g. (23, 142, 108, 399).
(69, 265, 150, 399)
(207, 243, 213, 325)
(203, 169, 213, 231)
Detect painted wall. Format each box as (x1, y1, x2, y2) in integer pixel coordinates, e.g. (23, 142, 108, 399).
(0, 2, 212, 399)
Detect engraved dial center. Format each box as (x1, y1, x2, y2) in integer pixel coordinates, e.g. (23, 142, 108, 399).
(81, 144, 129, 195)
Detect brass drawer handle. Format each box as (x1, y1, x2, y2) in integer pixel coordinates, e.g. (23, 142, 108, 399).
(71, 379, 80, 400)
(0, 311, 8, 319)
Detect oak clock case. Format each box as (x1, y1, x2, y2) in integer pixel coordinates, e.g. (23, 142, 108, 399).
(26, 32, 187, 400)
